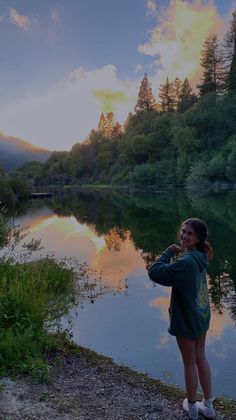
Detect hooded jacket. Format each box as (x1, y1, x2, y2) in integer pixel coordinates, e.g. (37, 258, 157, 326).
(148, 247, 211, 339)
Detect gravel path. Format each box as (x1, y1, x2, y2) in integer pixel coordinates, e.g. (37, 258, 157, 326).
(0, 347, 233, 419)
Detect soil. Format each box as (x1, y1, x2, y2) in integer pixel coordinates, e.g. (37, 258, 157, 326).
(0, 347, 234, 420)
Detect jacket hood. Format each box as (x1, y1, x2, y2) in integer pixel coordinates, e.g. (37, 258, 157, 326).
(185, 250, 209, 272)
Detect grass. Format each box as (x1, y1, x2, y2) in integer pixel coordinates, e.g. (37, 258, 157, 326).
(0, 257, 75, 378)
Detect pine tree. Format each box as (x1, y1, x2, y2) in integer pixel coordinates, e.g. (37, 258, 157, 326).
(224, 11, 236, 94)
(97, 112, 114, 137)
(112, 122, 123, 139)
(98, 113, 106, 133)
(123, 112, 133, 132)
(177, 78, 196, 112)
(105, 112, 115, 137)
(97, 112, 122, 139)
(173, 77, 183, 110)
(159, 77, 175, 112)
(198, 34, 225, 97)
(134, 73, 156, 113)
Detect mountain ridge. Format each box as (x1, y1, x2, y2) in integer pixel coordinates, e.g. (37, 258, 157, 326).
(0, 132, 53, 171)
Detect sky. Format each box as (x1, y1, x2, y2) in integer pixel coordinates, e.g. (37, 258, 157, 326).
(0, 0, 235, 151)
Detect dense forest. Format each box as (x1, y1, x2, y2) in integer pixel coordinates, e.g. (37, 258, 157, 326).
(13, 13, 236, 190)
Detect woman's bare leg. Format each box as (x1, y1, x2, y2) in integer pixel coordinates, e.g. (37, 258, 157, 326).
(195, 333, 212, 399)
(176, 337, 198, 402)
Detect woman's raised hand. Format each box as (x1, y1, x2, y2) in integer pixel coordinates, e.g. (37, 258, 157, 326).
(168, 244, 181, 254)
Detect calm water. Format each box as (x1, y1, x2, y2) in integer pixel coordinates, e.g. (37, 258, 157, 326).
(15, 188, 236, 398)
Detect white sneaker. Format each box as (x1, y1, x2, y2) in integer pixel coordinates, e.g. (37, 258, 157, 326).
(182, 398, 199, 419)
(197, 398, 215, 418)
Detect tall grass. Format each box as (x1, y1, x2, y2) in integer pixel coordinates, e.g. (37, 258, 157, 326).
(0, 257, 74, 376)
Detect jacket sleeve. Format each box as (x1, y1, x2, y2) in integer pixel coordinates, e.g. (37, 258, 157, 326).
(148, 248, 187, 287)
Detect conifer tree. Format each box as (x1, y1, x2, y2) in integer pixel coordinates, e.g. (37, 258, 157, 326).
(159, 77, 175, 112)
(98, 113, 106, 133)
(134, 73, 156, 113)
(173, 77, 183, 110)
(178, 78, 196, 112)
(105, 112, 115, 137)
(97, 112, 122, 139)
(123, 112, 133, 132)
(198, 34, 224, 97)
(224, 11, 236, 94)
(97, 112, 114, 137)
(112, 122, 123, 139)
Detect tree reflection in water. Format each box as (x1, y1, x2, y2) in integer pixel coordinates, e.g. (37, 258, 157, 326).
(19, 188, 236, 323)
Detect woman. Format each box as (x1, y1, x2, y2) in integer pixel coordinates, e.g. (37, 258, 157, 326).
(148, 218, 215, 419)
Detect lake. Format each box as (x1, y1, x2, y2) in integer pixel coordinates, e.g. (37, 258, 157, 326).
(14, 188, 236, 398)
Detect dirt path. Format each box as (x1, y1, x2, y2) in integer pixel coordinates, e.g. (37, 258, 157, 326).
(0, 347, 234, 419)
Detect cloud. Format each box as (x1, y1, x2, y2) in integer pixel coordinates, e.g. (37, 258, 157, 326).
(9, 7, 36, 31)
(140, 0, 225, 89)
(51, 8, 60, 25)
(92, 89, 126, 112)
(134, 64, 144, 73)
(0, 65, 138, 150)
(146, 0, 157, 16)
(150, 295, 170, 320)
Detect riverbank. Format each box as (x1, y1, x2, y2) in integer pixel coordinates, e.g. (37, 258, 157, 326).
(0, 344, 235, 419)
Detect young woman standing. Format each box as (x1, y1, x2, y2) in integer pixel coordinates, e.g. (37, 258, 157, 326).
(148, 218, 215, 419)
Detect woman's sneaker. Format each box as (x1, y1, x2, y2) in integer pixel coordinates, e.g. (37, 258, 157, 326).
(196, 398, 215, 418)
(182, 398, 199, 419)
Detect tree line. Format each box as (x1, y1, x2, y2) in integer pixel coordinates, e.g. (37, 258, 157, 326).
(15, 12, 236, 190)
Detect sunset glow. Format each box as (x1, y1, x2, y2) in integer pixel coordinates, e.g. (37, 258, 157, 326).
(140, 0, 225, 88)
(23, 213, 145, 290)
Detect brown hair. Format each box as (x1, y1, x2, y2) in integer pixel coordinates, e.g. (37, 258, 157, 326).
(178, 218, 213, 259)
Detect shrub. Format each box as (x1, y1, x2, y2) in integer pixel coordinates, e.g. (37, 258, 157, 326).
(0, 258, 73, 375)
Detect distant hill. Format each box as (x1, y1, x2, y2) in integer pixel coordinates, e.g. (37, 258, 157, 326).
(0, 132, 52, 171)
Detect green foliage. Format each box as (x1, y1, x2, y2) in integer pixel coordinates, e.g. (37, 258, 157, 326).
(178, 78, 197, 112)
(15, 92, 236, 190)
(129, 159, 176, 189)
(0, 177, 15, 206)
(159, 77, 175, 112)
(186, 160, 208, 189)
(226, 140, 236, 182)
(206, 134, 236, 183)
(223, 13, 236, 94)
(0, 166, 29, 206)
(9, 178, 29, 199)
(129, 163, 157, 188)
(0, 256, 73, 375)
(108, 162, 131, 185)
(172, 126, 200, 154)
(207, 155, 227, 181)
(0, 214, 76, 376)
(134, 73, 156, 113)
(0, 213, 11, 248)
(184, 93, 236, 150)
(198, 34, 225, 97)
(14, 161, 42, 186)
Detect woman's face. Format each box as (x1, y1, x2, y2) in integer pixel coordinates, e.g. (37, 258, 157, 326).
(180, 223, 199, 250)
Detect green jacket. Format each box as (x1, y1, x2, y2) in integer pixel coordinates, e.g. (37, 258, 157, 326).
(148, 248, 211, 339)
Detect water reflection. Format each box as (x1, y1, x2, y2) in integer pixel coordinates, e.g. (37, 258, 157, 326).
(14, 188, 236, 398)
